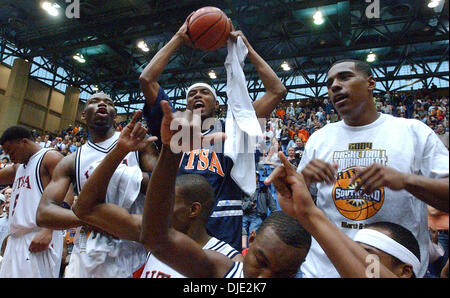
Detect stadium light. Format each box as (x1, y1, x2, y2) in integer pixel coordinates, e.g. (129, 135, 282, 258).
(366, 51, 376, 63)
(281, 61, 291, 71)
(208, 70, 217, 79)
(92, 85, 99, 91)
(313, 9, 324, 25)
(73, 53, 86, 63)
(428, 0, 441, 8)
(41, 1, 61, 16)
(137, 40, 150, 52)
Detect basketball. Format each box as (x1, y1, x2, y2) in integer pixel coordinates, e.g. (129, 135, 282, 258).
(187, 7, 231, 51)
(332, 168, 385, 221)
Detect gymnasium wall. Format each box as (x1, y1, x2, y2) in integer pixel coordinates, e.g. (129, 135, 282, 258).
(0, 59, 86, 136)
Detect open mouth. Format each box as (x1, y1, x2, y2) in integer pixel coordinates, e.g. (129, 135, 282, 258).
(95, 107, 108, 116)
(193, 100, 205, 110)
(333, 94, 348, 105)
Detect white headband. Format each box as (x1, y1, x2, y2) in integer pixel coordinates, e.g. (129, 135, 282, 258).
(186, 83, 217, 101)
(354, 228, 421, 277)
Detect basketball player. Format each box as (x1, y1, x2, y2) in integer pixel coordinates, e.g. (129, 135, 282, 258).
(71, 111, 242, 278)
(0, 126, 65, 278)
(36, 92, 159, 278)
(138, 101, 310, 278)
(139, 16, 286, 250)
(267, 152, 422, 278)
(291, 59, 449, 278)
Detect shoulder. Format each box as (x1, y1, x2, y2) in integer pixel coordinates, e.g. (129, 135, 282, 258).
(41, 150, 64, 169)
(384, 114, 434, 136)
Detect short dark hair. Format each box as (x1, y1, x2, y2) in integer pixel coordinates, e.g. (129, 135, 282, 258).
(175, 174, 215, 222)
(257, 210, 311, 251)
(0, 125, 34, 145)
(366, 221, 421, 262)
(330, 59, 373, 77)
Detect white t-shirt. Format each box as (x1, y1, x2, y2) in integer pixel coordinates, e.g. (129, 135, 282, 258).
(297, 113, 449, 278)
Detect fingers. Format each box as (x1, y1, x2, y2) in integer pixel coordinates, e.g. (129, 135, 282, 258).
(352, 165, 383, 194)
(129, 110, 142, 125)
(278, 152, 297, 175)
(302, 160, 337, 185)
(264, 164, 286, 185)
(229, 19, 235, 32)
(161, 100, 174, 123)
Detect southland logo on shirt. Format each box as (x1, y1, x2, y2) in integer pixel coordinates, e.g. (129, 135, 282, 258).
(331, 144, 387, 221)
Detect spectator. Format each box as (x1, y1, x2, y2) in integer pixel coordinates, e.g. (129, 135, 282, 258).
(427, 205, 449, 277)
(435, 124, 449, 149)
(242, 172, 278, 250)
(287, 146, 300, 168)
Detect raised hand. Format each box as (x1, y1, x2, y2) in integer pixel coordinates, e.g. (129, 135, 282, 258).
(265, 152, 316, 220)
(160, 100, 226, 153)
(117, 110, 157, 153)
(177, 12, 195, 48)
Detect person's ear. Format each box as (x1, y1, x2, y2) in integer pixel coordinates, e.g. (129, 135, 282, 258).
(189, 202, 202, 219)
(248, 230, 257, 245)
(397, 263, 414, 278)
(368, 76, 376, 92)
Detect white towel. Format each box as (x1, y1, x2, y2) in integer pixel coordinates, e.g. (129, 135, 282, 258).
(224, 36, 263, 196)
(87, 161, 143, 211)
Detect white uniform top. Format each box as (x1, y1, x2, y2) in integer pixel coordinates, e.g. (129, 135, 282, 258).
(297, 113, 449, 278)
(140, 237, 240, 278)
(65, 132, 147, 278)
(0, 148, 64, 278)
(9, 148, 53, 236)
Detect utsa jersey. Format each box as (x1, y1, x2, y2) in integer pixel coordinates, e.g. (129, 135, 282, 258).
(224, 262, 244, 278)
(0, 148, 64, 278)
(139, 237, 240, 278)
(65, 132, 147, 278)
(144, 87, 244, 250)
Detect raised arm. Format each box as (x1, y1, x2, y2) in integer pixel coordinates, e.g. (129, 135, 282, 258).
(140, 101, 231, 278)
(266, 153, 398, 278)
(228, 29, 286, 119)
(139, 15, 193, 108)
(72, 111, 156, 241)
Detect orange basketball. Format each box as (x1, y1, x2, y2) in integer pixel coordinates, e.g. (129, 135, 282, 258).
(187, 7, 231, 51)
(332, 168, 385, 221)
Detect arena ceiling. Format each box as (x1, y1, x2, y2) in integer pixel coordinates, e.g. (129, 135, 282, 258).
(0, 0, 449, 111)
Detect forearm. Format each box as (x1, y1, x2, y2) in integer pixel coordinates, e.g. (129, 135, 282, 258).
(140, 144, 182, 250)
(74, 146, 128, 218)
(36, 202, 83, 229)
(139, 35, 183, 105)
(247, 46, 286, 118)
(299, 208, 397, 278)
(404, 175, 449, 212)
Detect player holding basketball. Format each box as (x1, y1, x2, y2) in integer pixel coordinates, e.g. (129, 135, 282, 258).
(290, 59, 449, 278)
(36, 92, 159, 278)
(139, 14, 286, 251)
(0, 126, 66, 278)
